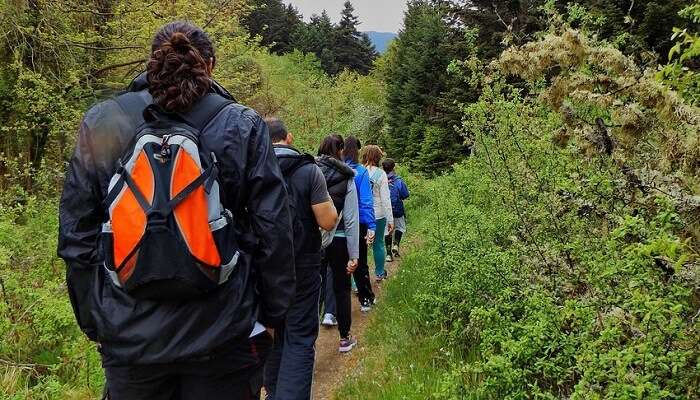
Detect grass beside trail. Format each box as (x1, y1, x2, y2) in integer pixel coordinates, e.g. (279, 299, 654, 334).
(335, 176, 474, 400)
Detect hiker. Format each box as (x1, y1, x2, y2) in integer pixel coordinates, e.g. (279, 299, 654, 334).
(263, 119, 337, 399)
(362, 145, 394, 281)
(343, 136, 376, 312)
(382, 158, 410, 261)
(317, 134, 361, 352)
(57, 22, 295, 399)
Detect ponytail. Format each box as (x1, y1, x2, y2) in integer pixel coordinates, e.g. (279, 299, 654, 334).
(147, 21, 215, 113)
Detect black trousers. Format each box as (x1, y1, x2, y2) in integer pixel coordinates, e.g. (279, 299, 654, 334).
(385, 230, 403, 254)
(322, 237, 352, 338)
(353, 224, 375, 305)
(104, 333, 272, 400)
(264, 258, 322, 400)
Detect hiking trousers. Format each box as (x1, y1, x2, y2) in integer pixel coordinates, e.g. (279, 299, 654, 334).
(324, 237, 352, 338)
(103, 333, 271, 400)
(353, 224, 375, 305)
(264, 258, 322, 400)
(320, 254, 337, 317)
(373, 218, 387, 277)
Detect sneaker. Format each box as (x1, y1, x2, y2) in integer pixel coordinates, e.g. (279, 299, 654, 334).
(339, 336, 358, 353)
(360, 300, 372, 313)
(392, 245, 400, 258)
(385, 254, 393, 263)
(375, 271, 388, 282)
(322, 313, 338, 327)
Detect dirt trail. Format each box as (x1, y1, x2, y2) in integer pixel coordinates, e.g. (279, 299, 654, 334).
(312, 258, 399, 400)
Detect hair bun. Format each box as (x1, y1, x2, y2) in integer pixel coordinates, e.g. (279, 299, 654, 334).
(168, 31, 191, 52)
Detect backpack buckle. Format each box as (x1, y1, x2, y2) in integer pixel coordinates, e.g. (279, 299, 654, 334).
(147, 209, 168, 226)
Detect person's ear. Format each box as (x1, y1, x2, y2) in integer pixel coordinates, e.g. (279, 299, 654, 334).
(286, 132, 294, 146)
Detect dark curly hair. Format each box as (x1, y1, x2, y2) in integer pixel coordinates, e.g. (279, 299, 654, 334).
(147, 21, 215, 113)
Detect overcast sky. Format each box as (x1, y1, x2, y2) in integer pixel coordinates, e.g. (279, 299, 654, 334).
(283, 0, 407, 33)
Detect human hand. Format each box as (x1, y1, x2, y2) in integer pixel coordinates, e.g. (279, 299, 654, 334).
(388, 223, 395, 234)
(347, 259, 358, 274)
(266, 327, 275, 338)
(366, 229, 375, 245)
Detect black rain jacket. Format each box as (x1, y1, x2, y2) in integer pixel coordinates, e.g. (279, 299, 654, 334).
(57, 74, 295, 365)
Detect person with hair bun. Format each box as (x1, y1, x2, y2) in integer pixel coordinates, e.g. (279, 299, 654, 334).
(58, 21, 294, 399)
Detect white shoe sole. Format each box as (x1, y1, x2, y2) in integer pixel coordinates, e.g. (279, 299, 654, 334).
(339, 341, 357, 353)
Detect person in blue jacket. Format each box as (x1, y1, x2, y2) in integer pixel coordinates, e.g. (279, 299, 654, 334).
(383, 158, 410, 262)
(343, 136, 376, 312)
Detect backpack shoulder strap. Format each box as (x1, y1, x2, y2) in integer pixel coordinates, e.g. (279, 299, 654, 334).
(114, 90, 151, 128)
(279, 154, 316, 178)
(181, 94, 235, 131)
(369, 167, 382, 184)
(115, 91, 234, 132)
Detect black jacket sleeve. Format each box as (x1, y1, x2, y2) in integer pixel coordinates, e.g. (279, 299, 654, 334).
(245, 115, 295, 329)
(57, 120, 103, 341)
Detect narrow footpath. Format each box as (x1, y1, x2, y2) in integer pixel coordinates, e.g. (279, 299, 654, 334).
(312, 258, 400, 399)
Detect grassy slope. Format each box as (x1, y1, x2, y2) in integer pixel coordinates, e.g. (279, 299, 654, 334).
(336, 172, 473, 400)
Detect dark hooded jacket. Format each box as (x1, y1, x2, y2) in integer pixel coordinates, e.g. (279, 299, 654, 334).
(57, 74, 295, 365)
(316, 156, 355, 214)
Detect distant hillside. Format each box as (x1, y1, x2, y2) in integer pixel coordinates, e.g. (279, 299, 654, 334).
(364, 31, 397, 54)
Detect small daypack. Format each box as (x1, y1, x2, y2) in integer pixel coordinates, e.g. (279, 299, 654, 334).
(101, 93, 240, 301)
(387, 175, 400, 215)
(277, 153, 316, 256)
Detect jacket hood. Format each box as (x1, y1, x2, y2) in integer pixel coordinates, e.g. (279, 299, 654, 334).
(126, 72, 236, 101)
(317, 155, 354, 179)
(274, 145, 315, 176)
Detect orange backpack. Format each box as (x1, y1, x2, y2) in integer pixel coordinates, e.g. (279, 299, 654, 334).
(101, 94, 239, 301)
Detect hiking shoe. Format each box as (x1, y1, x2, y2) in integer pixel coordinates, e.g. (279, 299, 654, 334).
(392, 245, 400, 258)
(339, 336, 357, 353)
(322, 313, 338, 327)
(385, 254, 393, 263)
(360, 300, 372, 313)
(375, 271, 388, 282)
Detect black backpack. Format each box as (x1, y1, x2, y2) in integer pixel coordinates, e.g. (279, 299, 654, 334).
(277, 153, 316, 256)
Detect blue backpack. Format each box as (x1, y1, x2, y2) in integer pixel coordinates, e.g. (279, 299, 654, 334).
(388, 175, 402, 217)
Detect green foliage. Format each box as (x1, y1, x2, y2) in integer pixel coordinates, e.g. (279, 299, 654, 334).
(341, 30, 700, 399)
(241, 0, 303, 55)
(242, 0, 378, 75)
(0, 199, 102, 399)
(660, 2, 700, 105)
(382, 1, 474, 173)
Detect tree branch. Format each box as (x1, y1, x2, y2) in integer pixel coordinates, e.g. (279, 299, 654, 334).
(64, 40, 144, 51)
(91, 58, 146, 77)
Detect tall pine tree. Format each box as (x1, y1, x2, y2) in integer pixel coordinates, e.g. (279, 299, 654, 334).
(333, 1, 378, 74)
(384, 0, 470, 172)
(293, 11, 340, 75)
(242, 0, 303, 54)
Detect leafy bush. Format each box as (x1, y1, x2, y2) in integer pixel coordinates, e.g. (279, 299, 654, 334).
(341, 29, 700, 399)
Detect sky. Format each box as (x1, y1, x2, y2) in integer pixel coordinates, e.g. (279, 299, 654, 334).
(283, 0, 407, 33)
